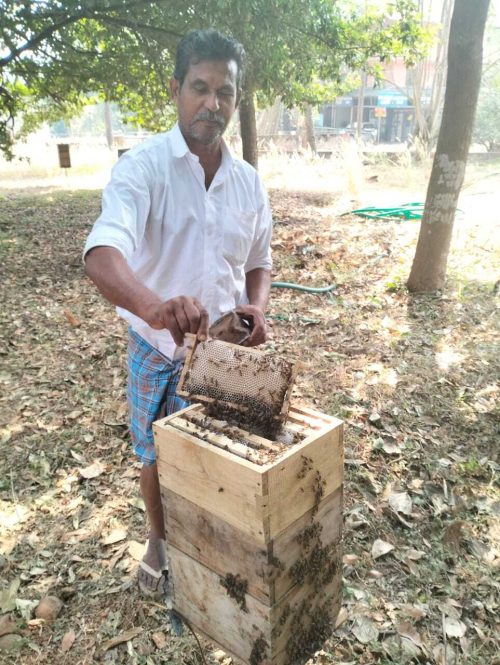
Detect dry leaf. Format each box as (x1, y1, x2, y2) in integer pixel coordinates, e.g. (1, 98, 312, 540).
(343, 554, 359, 565)
(128, 540, 146, 562)
(371, 538, 394, 559)
(0, 616, 18, 638)
(0, 579, 20, 614)
(334, 607, 349, 628)
(433, 643, 457, 665)
(406, 548, 425, 561)
(152, 631, 167, 649)
(397, 620, 423, 647)
(79, 461, 105, 479)
(381, 441, 400, 454)
(61, 629, 76, 652)
(101, 627, 142, 652)
(400, 604, 427, 620)
(389, 492, 413, 516)
(352, 616, 379, 644)
(102, 529, 127, 546)
(63, 309, 81, 327)
(444, 617, 467, 638)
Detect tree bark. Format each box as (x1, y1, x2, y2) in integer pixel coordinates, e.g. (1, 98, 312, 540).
(239, 87, 258, 169)
(104, 101, 113, 149)
(407, 0, 490, 293)
(304, 105, 317, 153)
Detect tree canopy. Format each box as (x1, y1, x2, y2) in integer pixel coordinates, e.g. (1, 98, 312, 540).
(1, 0, 431, 162)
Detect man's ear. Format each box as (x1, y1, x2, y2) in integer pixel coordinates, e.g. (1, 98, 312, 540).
(170, 77, 180, 101)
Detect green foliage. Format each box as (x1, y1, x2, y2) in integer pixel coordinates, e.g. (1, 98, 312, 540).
(474, 66, 500, 151)
(0, 0, 431, 157)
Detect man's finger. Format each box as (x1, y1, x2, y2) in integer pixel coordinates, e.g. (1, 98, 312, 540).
(183, 300, 202, 334)
(197, 306, 209, 341)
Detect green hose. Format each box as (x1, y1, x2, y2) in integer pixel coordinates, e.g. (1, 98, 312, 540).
(342, 202, 425, 220)
(271, 281, 336, 293)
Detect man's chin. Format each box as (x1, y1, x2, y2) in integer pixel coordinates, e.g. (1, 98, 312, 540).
(188, 124, 225, 145)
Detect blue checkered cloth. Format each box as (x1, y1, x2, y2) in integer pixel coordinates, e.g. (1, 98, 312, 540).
(127, 327, 189, 466)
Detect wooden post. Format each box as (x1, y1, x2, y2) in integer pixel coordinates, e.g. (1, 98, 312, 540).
(57, 144, 71, 168)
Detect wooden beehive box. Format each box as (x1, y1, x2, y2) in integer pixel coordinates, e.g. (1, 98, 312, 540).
(153, 403, 343, 665)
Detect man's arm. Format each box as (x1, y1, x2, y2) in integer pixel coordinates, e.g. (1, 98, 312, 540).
(85, 246, 208, 345)
(236, 267, 271, 346)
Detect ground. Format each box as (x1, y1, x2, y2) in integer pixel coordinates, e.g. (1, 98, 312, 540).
(0, 150, 498, 664)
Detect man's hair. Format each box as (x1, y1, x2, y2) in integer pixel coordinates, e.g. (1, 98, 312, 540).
(174, 29, 245, 90)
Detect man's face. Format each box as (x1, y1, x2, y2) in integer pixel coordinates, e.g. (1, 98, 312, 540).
(171, 59, 240, 147)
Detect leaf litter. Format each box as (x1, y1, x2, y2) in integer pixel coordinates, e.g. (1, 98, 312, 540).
(0, 176, 498, 663)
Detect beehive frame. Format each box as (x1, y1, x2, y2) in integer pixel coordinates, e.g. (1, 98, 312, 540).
(176, 333, 303, 426)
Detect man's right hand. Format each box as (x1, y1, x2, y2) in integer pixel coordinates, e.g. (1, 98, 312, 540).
(143, 297, 209, 346)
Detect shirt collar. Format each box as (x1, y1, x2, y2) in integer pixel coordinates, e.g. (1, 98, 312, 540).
(170, 122, 235, 170)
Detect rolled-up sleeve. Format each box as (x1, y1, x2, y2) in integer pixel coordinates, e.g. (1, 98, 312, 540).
(244, 172, 273, 273)
(83, 154, 151, 262)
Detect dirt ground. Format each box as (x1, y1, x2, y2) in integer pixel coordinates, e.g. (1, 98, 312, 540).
(0, 154, 499, 664)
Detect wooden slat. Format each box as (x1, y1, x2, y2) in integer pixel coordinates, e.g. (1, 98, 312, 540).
(280, 362, 304, 419)
(168, 416, 264, 464)
(154, 422, 268, 542)
(175, 333, 198, 397)
(162, 489, 272, 604)
(271, 486, 343, 603)
(168, 545, 272, 664)
(185, 410, 281, 452)
(292, 404, 337, 424)
(286, 412, 327, 429)
(263, 423, 343, 539)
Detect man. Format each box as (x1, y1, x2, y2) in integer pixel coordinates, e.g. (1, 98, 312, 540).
(84, 29, 272, 596)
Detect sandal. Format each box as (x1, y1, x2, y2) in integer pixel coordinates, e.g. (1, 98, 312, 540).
(137, 539, 169, 598)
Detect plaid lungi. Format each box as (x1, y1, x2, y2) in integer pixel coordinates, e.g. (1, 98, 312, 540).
(127, 327, 189, 465)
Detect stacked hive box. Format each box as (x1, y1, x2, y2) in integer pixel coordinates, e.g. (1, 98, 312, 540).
(153, 403, 343, 665)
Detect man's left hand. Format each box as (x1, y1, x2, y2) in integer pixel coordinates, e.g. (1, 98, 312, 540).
(235, 305, 267, 346)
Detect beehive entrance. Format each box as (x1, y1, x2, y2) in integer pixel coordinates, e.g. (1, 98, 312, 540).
(177, 334, 300, 438)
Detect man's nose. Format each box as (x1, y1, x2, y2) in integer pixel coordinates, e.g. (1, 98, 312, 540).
(205, 92, 220, 112)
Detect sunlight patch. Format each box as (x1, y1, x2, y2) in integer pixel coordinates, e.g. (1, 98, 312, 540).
(435, 347, 466, 371)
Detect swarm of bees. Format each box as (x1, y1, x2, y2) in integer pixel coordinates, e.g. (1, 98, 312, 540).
(220, 573, 248, 612)
(285, 598, 334, 662)
(249, 634, 269, 665)
(272, 464, 341, 661)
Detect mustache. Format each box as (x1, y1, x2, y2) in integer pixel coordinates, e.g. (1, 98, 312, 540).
(192, 111, 225, 127)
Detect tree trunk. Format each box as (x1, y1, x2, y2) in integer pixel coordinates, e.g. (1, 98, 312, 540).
(304, 105, 316, 153)
(410, 0, 454, 154)
(407, 0, 490, 293)
(239, 87, 258, 169)
(104, 101, 113, 149)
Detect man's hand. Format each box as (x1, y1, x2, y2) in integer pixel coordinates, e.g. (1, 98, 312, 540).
(144, 297, 209, 346)
(235, 304, 267, 346)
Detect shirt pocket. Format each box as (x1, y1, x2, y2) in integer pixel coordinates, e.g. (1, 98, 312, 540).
(221, 206, 256, 266)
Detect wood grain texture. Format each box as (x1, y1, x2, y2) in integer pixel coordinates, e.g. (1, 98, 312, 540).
(271, 486, 343, 603)
(161, 489, 272, 604)
(154, 422, 267, 542)
(264, 423, 343, 539)
(168, 545, 272, 663)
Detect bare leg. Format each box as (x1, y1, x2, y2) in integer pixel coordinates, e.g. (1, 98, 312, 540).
(138, 462, 168, 593)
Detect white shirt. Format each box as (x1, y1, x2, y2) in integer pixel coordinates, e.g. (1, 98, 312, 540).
(84, 123, 272, 360)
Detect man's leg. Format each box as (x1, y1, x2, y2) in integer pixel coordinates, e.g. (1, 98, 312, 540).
(137, 462, 168, 592)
